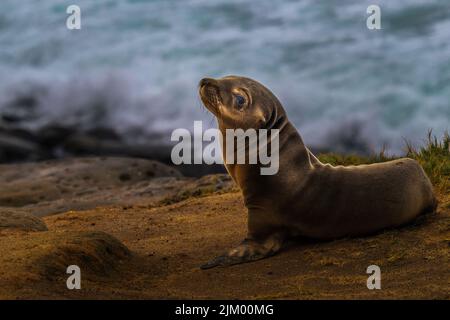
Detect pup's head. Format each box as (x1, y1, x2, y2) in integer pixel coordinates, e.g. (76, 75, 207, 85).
(198, 75, 286, 130)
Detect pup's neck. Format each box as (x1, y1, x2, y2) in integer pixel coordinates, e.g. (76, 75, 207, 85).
(218, 117, 317, 187)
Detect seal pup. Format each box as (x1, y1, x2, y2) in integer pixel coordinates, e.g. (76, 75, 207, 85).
(198, 75, 437, 269)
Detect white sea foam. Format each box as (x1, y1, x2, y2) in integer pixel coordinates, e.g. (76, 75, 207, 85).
(0, 0, 449, 154)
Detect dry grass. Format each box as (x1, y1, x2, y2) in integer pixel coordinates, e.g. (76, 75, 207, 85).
(405, 131, 450, 192)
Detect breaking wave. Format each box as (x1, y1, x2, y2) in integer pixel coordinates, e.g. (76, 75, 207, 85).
(0, 0, 449, 154)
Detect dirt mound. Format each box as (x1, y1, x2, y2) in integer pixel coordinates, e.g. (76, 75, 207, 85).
(35, 231, 131, 280)
(0, 231, 131, 299)
(0, 209, 47, 232)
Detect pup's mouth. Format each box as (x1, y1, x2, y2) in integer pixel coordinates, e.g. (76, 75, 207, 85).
(199, 80, 221, 115)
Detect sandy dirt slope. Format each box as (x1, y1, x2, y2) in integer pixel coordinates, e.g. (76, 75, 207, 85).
(0, 158, 448, 299)
(0, 191, 448, 299)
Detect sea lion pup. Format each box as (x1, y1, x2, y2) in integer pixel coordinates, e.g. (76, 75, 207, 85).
(198, 75, 437, 269)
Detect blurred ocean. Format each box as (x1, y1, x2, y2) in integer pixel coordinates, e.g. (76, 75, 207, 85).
(0, 0, 449, 154)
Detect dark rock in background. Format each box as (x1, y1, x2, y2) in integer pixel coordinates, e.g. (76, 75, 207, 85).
(0, 122, 226, 177)
(63, 133, 173, 162)
(0, 119, 376, 177)
(36, 124, 76, 148)
(0, 131, 48, 162)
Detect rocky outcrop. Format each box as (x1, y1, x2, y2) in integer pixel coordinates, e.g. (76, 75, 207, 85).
(0, 209, 47, 232)
(0, 157, 184, 216)
(0, 123, 226, 177)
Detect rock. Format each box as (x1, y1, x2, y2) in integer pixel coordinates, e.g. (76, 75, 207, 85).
(0, 157, 183, 216)
(0, 156, 234, 216)
(63, 133, 173, 163)
(36, 124, 76, 148)
(158, 173, 235, 205)
(0, 127, 37, 142)
(85, 127, 121, 141)
(62, 133, 226, 177)
(0, 209, 47, 232)
(37, 126, 122, 150)
(1, 114, 23, 123)
(1, 93, 40, 123)
(6, 95, 38, 109)
(0, 132, 46, 162)
(0, 124, 226, 177)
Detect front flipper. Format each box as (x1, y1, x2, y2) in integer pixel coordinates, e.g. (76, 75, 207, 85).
(201, 234, 284, 269)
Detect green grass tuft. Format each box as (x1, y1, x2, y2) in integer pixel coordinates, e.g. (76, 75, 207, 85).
(318, 131, 450, 192)
(406, 131, 449, 191)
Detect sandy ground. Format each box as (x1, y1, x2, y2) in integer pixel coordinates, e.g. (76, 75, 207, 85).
(0, 158, 449, 299)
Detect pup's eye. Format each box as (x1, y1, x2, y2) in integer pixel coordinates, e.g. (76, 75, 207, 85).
(235, 95, 246, 107)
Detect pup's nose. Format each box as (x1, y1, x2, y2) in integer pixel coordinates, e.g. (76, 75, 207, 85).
(199, 77, 216, 88)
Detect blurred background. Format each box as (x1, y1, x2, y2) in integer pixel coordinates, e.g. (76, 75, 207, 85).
(0, 0, 449, 169)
